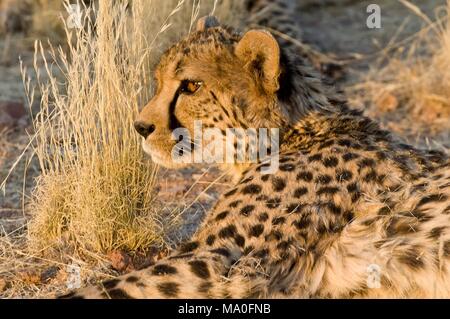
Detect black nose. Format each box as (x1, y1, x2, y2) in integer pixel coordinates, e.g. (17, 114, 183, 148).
(134, 121, 155, 138)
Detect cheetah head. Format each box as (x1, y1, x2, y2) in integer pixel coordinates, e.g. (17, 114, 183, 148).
(134, 16, 317, 170)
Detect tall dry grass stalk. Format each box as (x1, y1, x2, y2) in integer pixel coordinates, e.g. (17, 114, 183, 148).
(20, 0, 245, 256)
(349, 0, 450, 133)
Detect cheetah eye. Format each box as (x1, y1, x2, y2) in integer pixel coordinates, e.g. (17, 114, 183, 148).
(180, 80, 202, 95)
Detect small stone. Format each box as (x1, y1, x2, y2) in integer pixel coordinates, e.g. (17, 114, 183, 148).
(108, 250, 134, 273)
(0, 101, 27, 130)
(0, 278, 8, 292)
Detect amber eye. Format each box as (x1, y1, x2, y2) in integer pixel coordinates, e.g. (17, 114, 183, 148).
(180, 80, 202, 94)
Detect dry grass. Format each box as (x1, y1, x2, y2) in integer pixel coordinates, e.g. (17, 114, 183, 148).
(25, 0, 167, 260)
(348, 0, 450, 145)
(0, 0, 244, 298)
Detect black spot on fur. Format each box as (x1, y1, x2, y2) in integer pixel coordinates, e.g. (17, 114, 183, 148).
(363, 170, 378, 182)
(428, 226, 446, 239)
(106, 288, 134, 299)
(272, 217, 286, 225)
(169, 253, 194, 260)
(308, 154, 322, 163)
(261, 174, 270, 182)
(376, 151, 387, 160)
(323, 156, 339, 167)
(224, 188, 238, 197)
(229, 200, 242, 208)
(57, 291, 78, 299)
(206, 235, 216, 246)
(216, 211, 229, 221)
(102, 279, 120, 289)
(416, 193, 448, 207)
(259, 212, 269, 222)
(377, 174, 387, 184)
(403, 210, 433, 222)
(266, 197, 281, 209)
(272, 177, 286, 192)
(179, 241, 199, 253)
(318, 140, 335, 150)
(219, 225, 237, 238)
(126, 276, 139, 283)
(254, 249, 269, 259)
(337, 139, 352, 147)
(240, 205, 255, 216)
(157, 282, 180, 297)
(326, 202, 342, 215)
(279, 163, 296, 172)
(362, 216, 380, 227)
(336, 170, 353, 182)
(297, 171, 313, 182)
(265, 230, 283, 241)
(317, 186, 339, 196)
(342, 152, 360, 162)
(346, 182, 359, 193)
(235, 234, 246, 247)
(241, 184, 262, 195)
(386, 217, 417, 237)
(351, 192, 362, 203)
(188, 260, 210, 280)
(293, 187, 308, 198)
(316, 174, 332, 185)
(344, 210, 354, 222)
(398, 248, 425, 270)
(255, 195, 269, 201)
(198, 282, 213, 295)
(249, 224, 264, 237)
(279, 157, 294, 163)
(293, 217, 310, 231)
(378, 206, 391, 216)
(358, 158, 376, 170)
(210, 248, 230, 257)
(152, 264, 178, 276)
(444, 205, 450, 215)
(444, 241, 450, 257)
(277, 241, 290, 251)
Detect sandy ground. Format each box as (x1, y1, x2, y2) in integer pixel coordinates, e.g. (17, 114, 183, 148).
(0, 0, 449, 297)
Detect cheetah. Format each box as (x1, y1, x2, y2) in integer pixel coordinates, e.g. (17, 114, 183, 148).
(60, 11, 450, 298)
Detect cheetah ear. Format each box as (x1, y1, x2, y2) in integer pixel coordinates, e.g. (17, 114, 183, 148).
(235, 30, 281, 94)
(196, 16, 220, 31)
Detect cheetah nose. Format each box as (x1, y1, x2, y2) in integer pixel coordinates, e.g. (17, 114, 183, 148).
(134, 121, 156, 138)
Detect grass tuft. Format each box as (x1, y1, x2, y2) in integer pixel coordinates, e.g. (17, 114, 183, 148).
(348, 0, 450, 143)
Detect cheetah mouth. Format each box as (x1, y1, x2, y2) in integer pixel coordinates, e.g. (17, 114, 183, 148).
(141, 139, 188, 169)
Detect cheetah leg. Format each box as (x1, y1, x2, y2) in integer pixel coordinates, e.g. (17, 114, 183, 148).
(60, 250, 266, 299)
